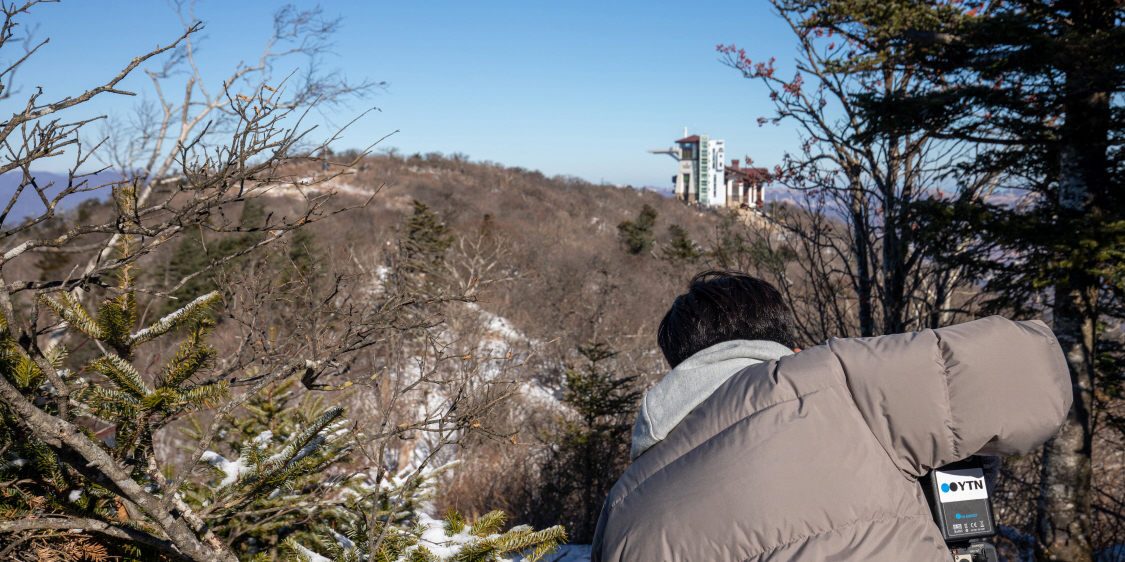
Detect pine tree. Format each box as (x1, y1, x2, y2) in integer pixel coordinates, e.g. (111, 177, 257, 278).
(0, 186, 366, 561)
(286, 507, 565, 562)
(0, 195, 232, 559)
(173, 379, 566, 562)
(165, 201, 268, 315)
(662, 224, 704, 263)
(847, 2, 1125, 558)
(167, 233, 213, 304)
(175, 379, 358, 559)
(534, 342, 640, 543)
(616, 204, 658, 255)
(399, 200, 453, 274)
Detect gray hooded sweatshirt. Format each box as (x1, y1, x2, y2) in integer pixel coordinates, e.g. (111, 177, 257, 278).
(593, 316, 1071, 562)
(631, 339, 794, 460)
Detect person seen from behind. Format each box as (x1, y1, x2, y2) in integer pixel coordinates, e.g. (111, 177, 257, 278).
(591, 270, 1071, 562)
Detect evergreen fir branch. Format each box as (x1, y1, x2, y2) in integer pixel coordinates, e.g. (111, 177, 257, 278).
(447, 538, 495, 561)
(0, 346, 29, 388)
(444, 510, 466, 535)
(9, 353, 42, 389)
(491, 525, 566, 559)
(40, 292, 104, 339)
(271, 407, 347, 468)
(113, 420, 150, 457)
(129, 291, 221, 347)
(77, 386, 142, 420)
(240, 420, 350, 499)
(139, 381, 228, 413)
(467, 510, 505, 536)
(140, 387, 177, 411)
(514, 529, 567, 562)
(44, 343, 68, 370)
(409, 545, 440, 562)
(284, 538, 333, 562)
(91, 354, 150, 398)
(195, 407, 351, 512)
(156, 326, 215, 389)
(96, 293, 138, 357)
(170, 382, 230, 410)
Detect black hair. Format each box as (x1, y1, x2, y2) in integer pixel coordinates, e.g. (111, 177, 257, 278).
(657, 270, 797, 368)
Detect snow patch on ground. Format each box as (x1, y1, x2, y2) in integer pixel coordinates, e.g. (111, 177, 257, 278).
(461, 302, 530, 353)
(519, 379, 562, 410)
(253, 176, 372, 200)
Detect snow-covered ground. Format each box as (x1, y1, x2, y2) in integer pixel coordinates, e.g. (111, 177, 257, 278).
(253, 175, 373, 200)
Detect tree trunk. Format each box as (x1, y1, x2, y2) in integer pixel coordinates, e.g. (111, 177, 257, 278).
(1036, 10, 1109, 552)
(881, 220, 907, 335)
(848, 167, 875, 337)
(1039, 277, 1096, 562)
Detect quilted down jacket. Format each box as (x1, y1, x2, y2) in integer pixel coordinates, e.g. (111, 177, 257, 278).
(591, 316, 1071, 562)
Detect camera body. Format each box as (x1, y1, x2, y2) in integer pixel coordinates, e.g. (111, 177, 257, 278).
(920, 457, 1000, 562)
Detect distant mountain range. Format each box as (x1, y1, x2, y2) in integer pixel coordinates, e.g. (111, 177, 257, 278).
(1, 170, 121, 226)
(763, 185, 1029, 209)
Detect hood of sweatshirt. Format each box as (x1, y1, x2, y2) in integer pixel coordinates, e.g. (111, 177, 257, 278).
(630, 339, 794, 460)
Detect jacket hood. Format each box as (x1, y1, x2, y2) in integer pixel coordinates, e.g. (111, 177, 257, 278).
(630, 339, 794, 460)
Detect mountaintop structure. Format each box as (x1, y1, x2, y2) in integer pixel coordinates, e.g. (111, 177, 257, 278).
(649, 129, 769, 211)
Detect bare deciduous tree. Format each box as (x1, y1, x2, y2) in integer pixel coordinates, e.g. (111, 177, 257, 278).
(718, 0, 1000, 342)
(0, 3, 537, 560)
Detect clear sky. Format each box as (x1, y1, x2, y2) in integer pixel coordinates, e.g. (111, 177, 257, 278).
(13, 0, 803, 188)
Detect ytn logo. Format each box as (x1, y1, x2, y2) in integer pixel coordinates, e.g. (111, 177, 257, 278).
(941, 480, 984, 493)
(935, 468, 988, 504)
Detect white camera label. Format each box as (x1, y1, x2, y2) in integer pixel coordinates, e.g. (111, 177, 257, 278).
(935, 467, 987, 503)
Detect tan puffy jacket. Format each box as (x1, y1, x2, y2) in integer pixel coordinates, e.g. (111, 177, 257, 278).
(592, 316, 1071, 562)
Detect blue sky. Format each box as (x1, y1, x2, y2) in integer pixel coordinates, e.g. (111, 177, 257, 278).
(13, 0, 803, 188)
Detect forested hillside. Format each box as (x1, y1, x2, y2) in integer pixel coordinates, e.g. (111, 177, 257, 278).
(4, 1, 1125, 560)
(7, 145, 1125, 559)
(2, 148, 750, 557)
